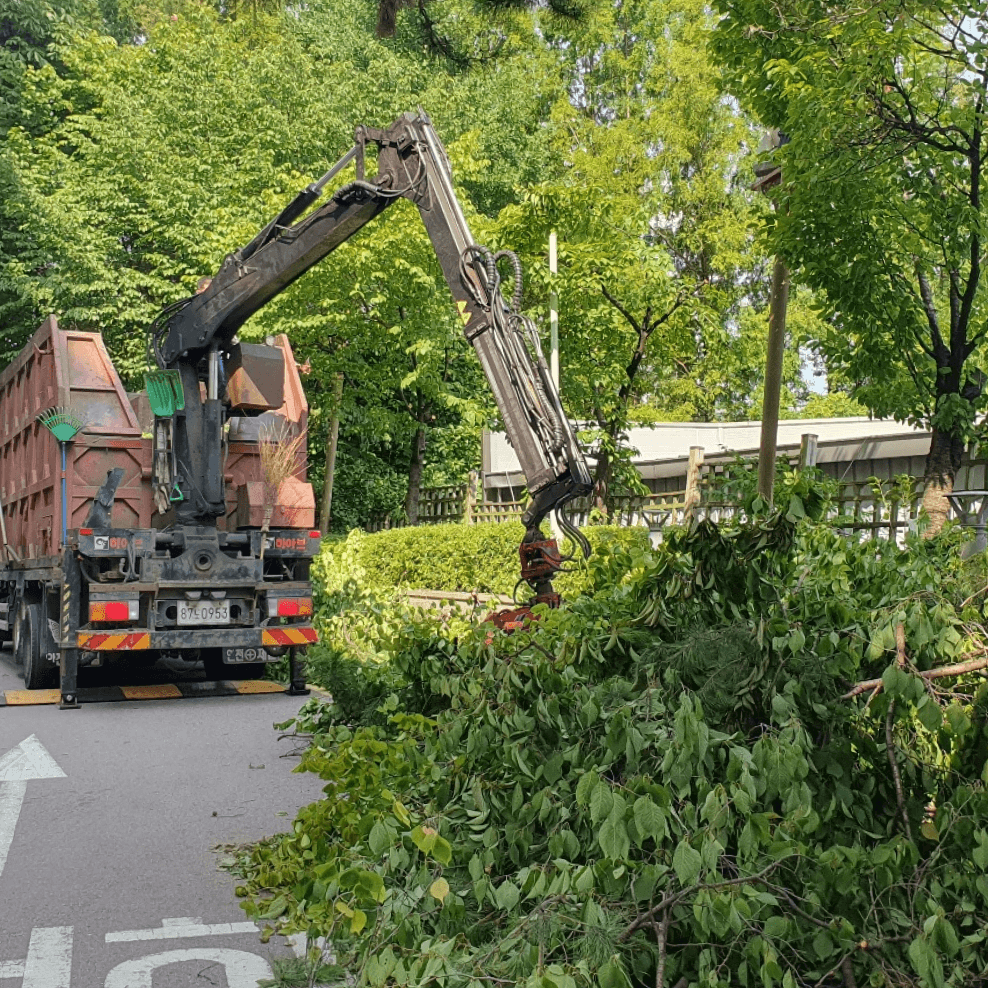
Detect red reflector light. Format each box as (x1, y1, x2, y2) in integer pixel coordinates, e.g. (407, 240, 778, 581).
(276, 598, 313, 617)
(80, 528, 93, 535)
(309, 531, 321, 539)
(90, 600, 137, 622)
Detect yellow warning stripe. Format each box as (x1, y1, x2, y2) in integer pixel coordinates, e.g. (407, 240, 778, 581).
(120, 684, 182, 700)
(4, 689, 60, 705)
(77, 632, 151, 650)
(261, 628, 317, 646)
(235, 681, 285, 694)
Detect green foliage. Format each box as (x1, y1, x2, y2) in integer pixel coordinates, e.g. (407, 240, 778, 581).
(235, 489, 988, 986)
(256, 953, 345, 988)
(712, 0, 988, 473)
(315, 523, 651, 599)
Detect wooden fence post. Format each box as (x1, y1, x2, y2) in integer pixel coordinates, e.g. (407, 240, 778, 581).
(684, 446, 704, 524)
(799, 433, 819, 471)
(464, 471, 478, 525)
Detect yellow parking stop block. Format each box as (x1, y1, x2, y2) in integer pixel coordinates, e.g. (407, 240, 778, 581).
(121, 684, 183, 700)
(236, 681, 285, 695)
(4, 689, 61, 705)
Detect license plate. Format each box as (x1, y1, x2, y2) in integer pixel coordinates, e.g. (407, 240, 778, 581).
(177, 602, 230, 626)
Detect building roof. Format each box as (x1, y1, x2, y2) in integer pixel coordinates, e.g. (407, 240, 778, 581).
(483, 417, 931, 484)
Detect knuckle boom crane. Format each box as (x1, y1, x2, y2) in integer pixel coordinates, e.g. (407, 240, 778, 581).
(154, 111, 592, 618)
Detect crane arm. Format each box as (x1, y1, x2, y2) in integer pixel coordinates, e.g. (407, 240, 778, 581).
(156, 111, 591, 604)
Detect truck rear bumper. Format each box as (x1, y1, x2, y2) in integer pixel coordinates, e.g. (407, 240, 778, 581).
(77, 627, 318, 650)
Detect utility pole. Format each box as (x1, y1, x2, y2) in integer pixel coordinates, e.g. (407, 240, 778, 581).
(548, 232, 563, 542)
(549, 231, 560, 392)
(757, 254, 790, 504)
(753, 130, 788, 506)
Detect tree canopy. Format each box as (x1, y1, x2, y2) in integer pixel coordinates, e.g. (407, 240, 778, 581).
(0, 0, 885, 527)
(713, 0, 988, 523)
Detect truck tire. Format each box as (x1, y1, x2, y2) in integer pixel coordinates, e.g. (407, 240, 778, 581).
(18, 602, 58, 690)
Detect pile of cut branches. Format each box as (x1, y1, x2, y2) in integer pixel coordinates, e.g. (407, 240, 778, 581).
(233, 478, 988, 987)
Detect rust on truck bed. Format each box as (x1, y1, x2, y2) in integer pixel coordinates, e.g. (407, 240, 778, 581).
(0, 317, 313, 562)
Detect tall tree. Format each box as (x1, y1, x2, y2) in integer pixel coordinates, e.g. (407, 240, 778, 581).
(714, 0, 988, 531)
(494, 0, 808, 506)
(0, 0, 565, 527)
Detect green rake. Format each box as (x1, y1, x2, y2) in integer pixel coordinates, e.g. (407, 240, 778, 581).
(144, 368, 185, 418)
(38, 406, 85, 546)
(37, 406, 84, 443)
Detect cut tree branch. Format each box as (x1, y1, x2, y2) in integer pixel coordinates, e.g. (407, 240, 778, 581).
(842, 655, 988, 699)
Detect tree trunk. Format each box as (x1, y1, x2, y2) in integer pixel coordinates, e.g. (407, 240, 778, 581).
(318, 374, 343, 535)
(405, 426, 427, 525)
(921, 426, 963, 538)
(376, 0, 408, 37)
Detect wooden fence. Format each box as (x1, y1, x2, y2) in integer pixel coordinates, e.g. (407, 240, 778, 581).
(369, 443, 982, 545)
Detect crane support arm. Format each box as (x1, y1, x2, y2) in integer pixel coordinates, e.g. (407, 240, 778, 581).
(155, 112, 592, 601)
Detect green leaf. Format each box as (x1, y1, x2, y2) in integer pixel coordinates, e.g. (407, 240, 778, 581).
(633, 796, 666, 843)
(494, 880, 520, 911)
(576, 770, 598, 807)
(598, 804, 631, 861)
(908, 936, 944, 987)
(411, 825, 438, 855)
(672, 839, 702, 886)
(369, 820, 392, 856)
(916, 697, 942, 732)
(259, 896, 287, 920)
(597, 958, 632, 988)
(432, 837, 453, 867)
(590, 780, 614, 824)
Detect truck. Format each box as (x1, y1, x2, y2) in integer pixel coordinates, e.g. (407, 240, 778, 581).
(1, 111, 592, 708)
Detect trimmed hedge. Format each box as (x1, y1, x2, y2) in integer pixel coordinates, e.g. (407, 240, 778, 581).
(316, 522, 652, 598)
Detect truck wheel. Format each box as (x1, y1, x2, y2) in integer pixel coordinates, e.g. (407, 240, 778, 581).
(18, 602, 57, 690)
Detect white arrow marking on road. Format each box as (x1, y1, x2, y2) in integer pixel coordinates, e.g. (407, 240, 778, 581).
(0, 735, 66, 782)
(103, 948, 272, 987)
(0, 736, 66, 882)
(0, 927, 73, 987)
(105, 917, 259, 942)
(22, 927, 73, 988)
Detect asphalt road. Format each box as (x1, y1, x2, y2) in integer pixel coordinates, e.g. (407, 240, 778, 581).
(0, 649, 328, 987)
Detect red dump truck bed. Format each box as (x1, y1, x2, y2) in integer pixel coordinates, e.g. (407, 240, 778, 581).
(0, 316, 317, 705)
(0, 316, 313, 565)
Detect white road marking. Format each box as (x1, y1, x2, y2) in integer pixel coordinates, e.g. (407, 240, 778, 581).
(0, 782, 26, 883)
(21, 927, 72, 988)
(0, 959, 26, 978)
(103, 948, 272, 987)
(0, 737, 66, 882)
(0, 737, 67, 783)
(105, 917, 258, 942)
(286, 932, 332, 960)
